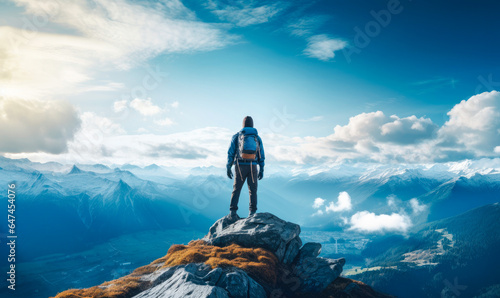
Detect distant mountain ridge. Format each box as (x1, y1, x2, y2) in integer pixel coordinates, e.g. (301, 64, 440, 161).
(349, 203, 500, 297)
(1, 157, 499, 296)
(0, 158, 213, 261)
(2, 156, 500, 261)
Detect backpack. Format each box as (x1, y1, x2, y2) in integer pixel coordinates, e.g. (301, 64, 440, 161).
(238, 132, 260, 160)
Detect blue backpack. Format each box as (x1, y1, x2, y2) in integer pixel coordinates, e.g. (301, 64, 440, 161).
(238, 132, 260, 160)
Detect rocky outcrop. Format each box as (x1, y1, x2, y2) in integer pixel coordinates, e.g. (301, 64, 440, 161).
(133, 263, 266, 298)
(203, 213, 345, 293)
(54, 212, 392, 298)
(204, 212, 302, 264)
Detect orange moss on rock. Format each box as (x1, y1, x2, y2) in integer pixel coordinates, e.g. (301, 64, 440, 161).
(159, 240, 278, 285)
(52, 240, 278, 298)
(52, 263, 158, 298)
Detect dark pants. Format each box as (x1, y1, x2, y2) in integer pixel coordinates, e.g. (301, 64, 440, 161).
(230, 163, 258, 212)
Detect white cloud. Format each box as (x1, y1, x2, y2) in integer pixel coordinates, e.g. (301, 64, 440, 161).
(412, 77, 456, 86)
(8, 125, 233, 168)
(411, 77, 458, 93)
(349, 211, 412, 233)
(409, 198, 426, 214)
(287, 16, 342, 64)
(304, 34, 347, 61)
(341, 217, 349, 225)
(287, 16, 329, 37)
(313, 209, 324, 216)
(113, 100, 128, 113)
(155, 117, 175, 126)
(0, 27, 121, 99)
(264, 110, 440, 165)
(81, 82, 125, 92)
(380, 115, 438, 144)
(325, 191, 352, 212)
(332, 111, 387, 142)
(171, 101, 180, 108)
(130, 98, 162, 116)
(76, 112, 125, 138)
(297, 116, 323, 122)
(333, 112, 438, 145)
(2, 1, 235, 100)
(60, 112, 125, 164)
(311, 193, 352, 216)
(387, 195, 398, 207)
(13, 0, 234, 66)
(208, 0, 285, 27)
(438, 91, 500, 156)
(238, 93, 499, 165)
(312, 197, 325, 209)
(0, 98, 80, 154)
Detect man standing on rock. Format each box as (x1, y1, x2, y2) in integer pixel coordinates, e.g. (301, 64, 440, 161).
(227, 116, 265, 218)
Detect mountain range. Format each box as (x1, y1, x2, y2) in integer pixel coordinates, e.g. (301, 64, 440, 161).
(0, 156, 499, 297)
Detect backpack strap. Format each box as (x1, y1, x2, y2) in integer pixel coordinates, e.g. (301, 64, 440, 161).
(236, 158, 243, 181)
(255, 136, 260, 160)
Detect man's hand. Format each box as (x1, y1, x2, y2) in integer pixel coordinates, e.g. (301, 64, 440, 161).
(227, 165, 233, 179)
(258, 167, 264, 180)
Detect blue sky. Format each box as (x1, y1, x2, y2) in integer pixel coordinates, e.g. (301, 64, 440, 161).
(1, 0, 500, 167)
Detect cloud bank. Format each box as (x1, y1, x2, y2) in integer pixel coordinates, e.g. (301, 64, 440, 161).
(439, 91, 500, 156)
(270, 91, 500, 164)
(13, 0, 234, 65)
(2, 0, 235, 99)
(0, 98, 80, 154)
(5, 91, 500, 167)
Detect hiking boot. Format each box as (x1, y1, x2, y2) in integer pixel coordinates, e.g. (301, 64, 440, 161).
(249, 210, 256, 217)
(229, 210, 239, 219)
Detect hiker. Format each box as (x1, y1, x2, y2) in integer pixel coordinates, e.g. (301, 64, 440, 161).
(226, 116, 265, 218)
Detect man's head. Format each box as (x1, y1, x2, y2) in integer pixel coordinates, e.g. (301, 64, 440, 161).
(243, 116, 253, 128)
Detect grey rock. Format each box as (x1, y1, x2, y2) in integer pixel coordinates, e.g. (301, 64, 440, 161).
(293, 254, 346, 293)
(218, 270, 267, 298)
(282, 237, 302, 265)
(222, 272, 249, 298)
(204, 212, 302, 264)
(296, 242, 322, 260)
(206, 214, 241, 238)
(133, 263, 266, 298)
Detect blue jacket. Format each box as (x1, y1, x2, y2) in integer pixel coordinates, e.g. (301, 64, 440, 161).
(227, 127, 265, 167)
